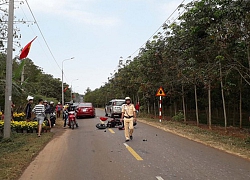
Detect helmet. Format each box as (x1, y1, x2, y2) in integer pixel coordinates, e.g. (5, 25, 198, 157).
(50, 101, 54, 104)
(44, 100, 48, 103)
(125, 97, 131, 100)
(27, 95, 34, 101)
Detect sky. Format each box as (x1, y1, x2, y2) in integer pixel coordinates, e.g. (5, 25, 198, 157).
(13, 0, 192, 95)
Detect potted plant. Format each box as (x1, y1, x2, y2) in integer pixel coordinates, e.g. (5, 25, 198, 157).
(0, 120, 3, 136)
(32, 122, 38, 133)
(42, 123, 47, 132)
(21, 121, 28, 133)
(11, 121, 17, 133)
(43, 126, 51, 132)
(16, 122, 22, 133)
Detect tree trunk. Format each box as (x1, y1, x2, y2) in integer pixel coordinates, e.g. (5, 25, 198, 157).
(208, 80, 212, 129)
(239, 77, 242, 129)
(248, 43, 250, 71)
(147, 101, 150, 114)
(194, 84, 199, 126)
(182, 84, 186, 122)
(174, 102, 177, 116)
(219, 62, 227, 132)
(233, 103, 236, 127)
(154, 100, 157, 118)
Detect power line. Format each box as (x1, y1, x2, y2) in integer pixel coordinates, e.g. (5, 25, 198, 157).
(19, 5, 61, 77)
(125, 0, 186, 60)
(24, 0, 69, 82)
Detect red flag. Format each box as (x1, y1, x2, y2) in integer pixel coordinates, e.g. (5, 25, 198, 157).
(63, 86, 68, 92)
(19, 36, 37, 60)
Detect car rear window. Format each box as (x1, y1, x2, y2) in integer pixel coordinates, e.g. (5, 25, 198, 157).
(113, 101, 125, 106)
(79, 103, 92, 107)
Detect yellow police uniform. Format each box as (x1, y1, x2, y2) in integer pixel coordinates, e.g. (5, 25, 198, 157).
(122, 103, 136, 140)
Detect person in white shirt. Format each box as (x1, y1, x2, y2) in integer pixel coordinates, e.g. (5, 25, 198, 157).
(32, 99, 45, 137)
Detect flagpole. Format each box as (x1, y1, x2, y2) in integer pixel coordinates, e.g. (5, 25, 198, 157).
(4, 0, 14, 138)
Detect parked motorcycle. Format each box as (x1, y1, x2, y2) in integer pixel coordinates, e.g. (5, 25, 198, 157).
(43, 113, 56, 127)
(50, 112, 56, 127)
(68, 111, 78, 129)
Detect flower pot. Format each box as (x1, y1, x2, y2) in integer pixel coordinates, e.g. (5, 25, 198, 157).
(17, 129, 22, 133)
(23, 129, 27, 133)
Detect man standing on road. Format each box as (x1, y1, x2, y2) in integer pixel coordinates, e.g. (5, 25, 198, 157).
(121, 97, 137, 142)
(32, 99, 45, 137)
(56, 102, 62, 118)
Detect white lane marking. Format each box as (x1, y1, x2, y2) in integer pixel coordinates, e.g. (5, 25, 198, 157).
(123, 143, 129, 147)
(156, 176, 164, 180)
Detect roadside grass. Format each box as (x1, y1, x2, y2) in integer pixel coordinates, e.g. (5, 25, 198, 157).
(0, 132, 54, 180)
(139, 118, 250, 160)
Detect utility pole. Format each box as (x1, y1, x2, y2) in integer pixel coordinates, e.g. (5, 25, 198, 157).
(61, 57, 74, 105)
(4, 0, 14, 138)
(21, 65, 25, 85)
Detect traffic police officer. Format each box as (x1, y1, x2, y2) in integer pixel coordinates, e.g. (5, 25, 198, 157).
(121, 97, 137, 142)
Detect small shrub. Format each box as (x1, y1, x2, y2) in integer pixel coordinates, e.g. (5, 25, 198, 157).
(172, 112, 184, 121)
(245, 136, 250, 144)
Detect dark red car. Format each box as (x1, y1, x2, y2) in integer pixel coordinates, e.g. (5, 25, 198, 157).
(76, 103, 95, 118)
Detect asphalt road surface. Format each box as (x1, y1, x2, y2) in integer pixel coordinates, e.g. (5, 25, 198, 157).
(20, 109, 250, 180)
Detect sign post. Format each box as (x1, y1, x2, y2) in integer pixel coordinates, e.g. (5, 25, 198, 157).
(156, 87, 166, 122)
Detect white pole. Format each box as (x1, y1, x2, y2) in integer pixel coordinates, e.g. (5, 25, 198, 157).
(159, 96, 162, 122)
(61, 57, 74, 105)
(61, 63, 64, 105)
(4, 0, 14, 138)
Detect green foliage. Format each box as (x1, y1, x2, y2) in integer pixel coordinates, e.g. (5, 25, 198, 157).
(0, 56, 71, 111)
(172, 112, 184, 121)
(84, 0, 250, 128)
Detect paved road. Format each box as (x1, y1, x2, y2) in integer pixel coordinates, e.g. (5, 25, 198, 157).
(20, 109, 250, 180)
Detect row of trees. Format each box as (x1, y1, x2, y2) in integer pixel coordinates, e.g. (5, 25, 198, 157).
(85, 0, 250, 130)
(0, 54, 72, 112)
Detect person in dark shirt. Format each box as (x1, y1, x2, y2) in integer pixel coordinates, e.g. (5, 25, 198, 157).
(25, 98, 33, 121)
(43, 100, 51, 128)
(49, 102, 56, 126)
(49, 102, 55, 113)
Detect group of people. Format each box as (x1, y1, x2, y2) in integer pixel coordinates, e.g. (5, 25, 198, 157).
(25, 96, 63, 137)
(24, 95, 138, 140)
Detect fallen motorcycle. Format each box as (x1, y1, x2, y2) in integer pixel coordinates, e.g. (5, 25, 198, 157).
(96, 117, 109, 129)
(96, 117, 136, 130)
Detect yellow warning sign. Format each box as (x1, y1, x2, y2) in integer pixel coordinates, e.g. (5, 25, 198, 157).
(156, 87, 166, 96)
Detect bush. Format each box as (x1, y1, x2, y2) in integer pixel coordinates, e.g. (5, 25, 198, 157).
(172, 112, 184, 121)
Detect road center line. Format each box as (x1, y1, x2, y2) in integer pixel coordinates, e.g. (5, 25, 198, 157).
(156, 176, 164, 180)
(123, 143, 143, 161)
(108, 128, 115, 133)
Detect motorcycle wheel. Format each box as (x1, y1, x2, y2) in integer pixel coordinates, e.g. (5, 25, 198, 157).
(71, 121, 74, 129)
(96, 123, 107, 129)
